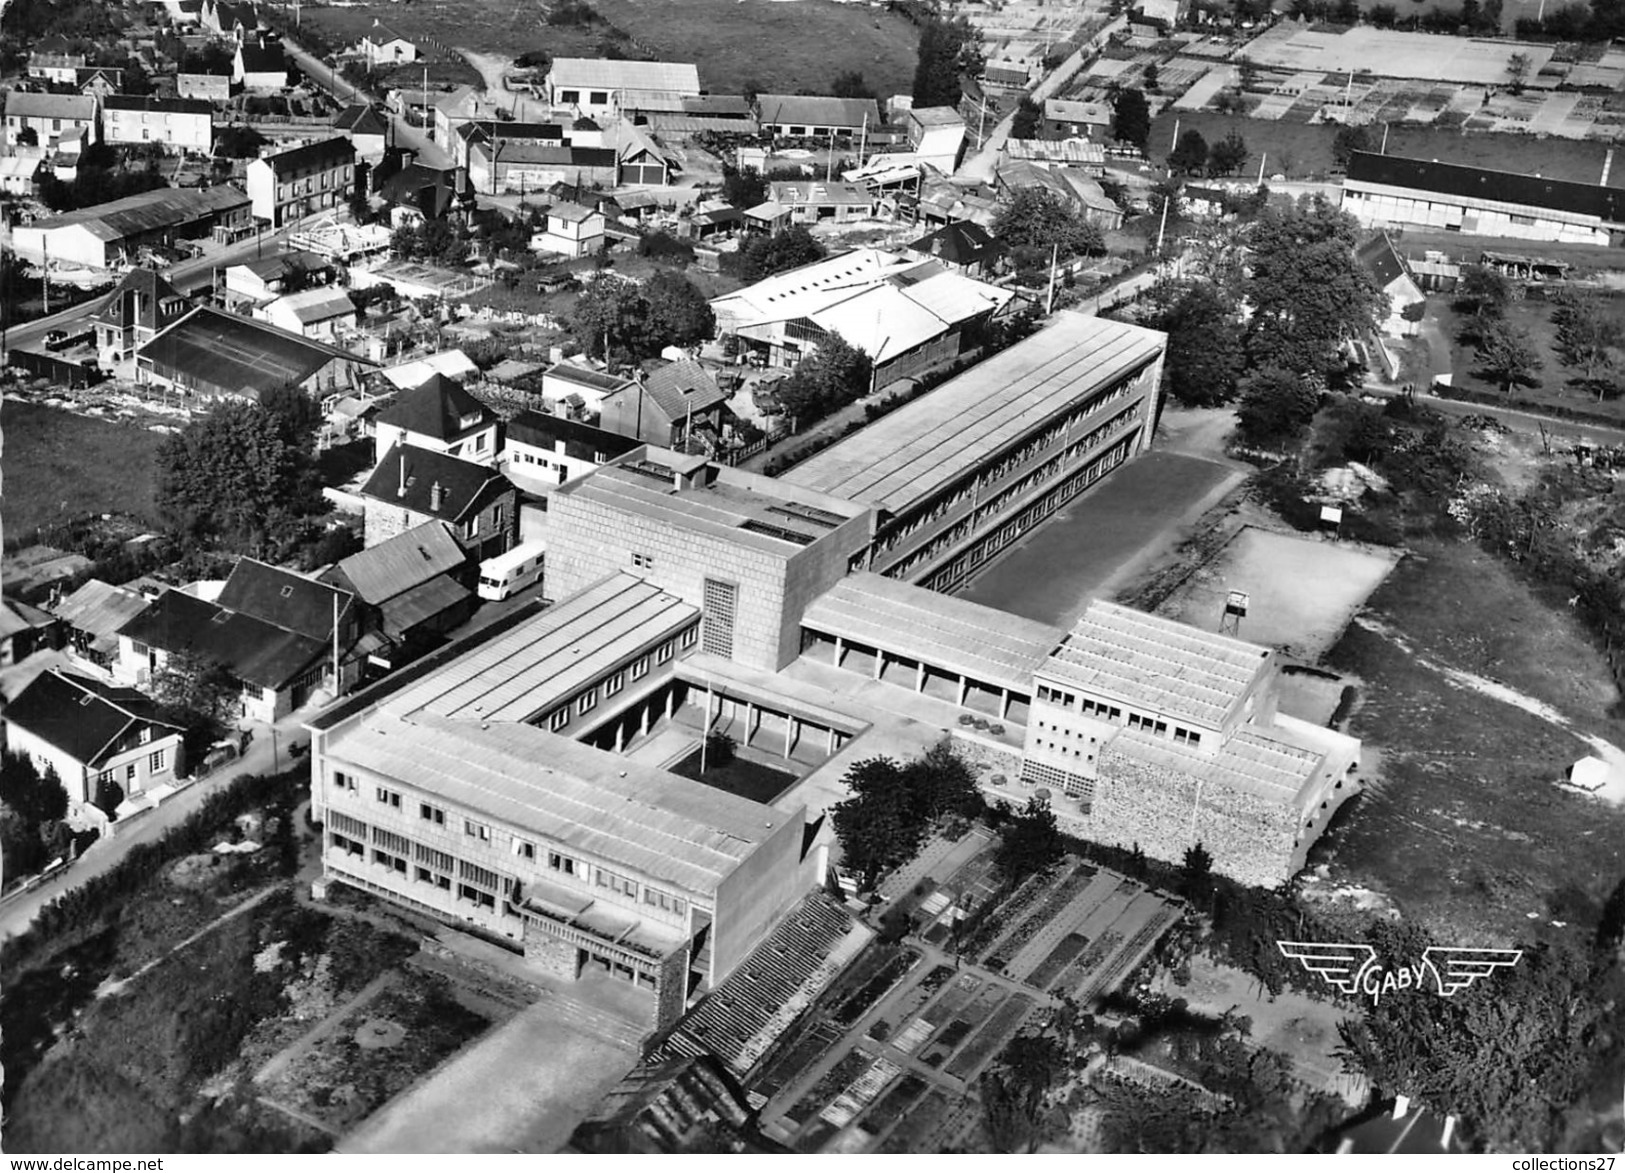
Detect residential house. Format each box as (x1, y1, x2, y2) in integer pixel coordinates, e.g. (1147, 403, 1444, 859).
(1136, 0, 1188, 25)
(355, 20, 418, 68)
(50, 579, 151, 674)
(378, 161, 465, 222)
(332, 104, 390, 160)
(117, 559, 362, 722)
(982, 59, 1037, 88)
(379, 349, 479, 391)
(546, 58, 701, 119)
(90, 265, 194, 367)
(136, 305, 374, 405)
(323, 520, 472, 668)
(541, 362, 636, 417)
(2, 668, 184, 814)
(996, 158, 1123, 230)
(903, 106, 966, 173)
(177, 72, 234, 103)
(756, 94, 877, 140)
(100, 95, 214, 154)
(532, 201, 606, 258)
(371, 373, 500, 464)
(598, 359, 728, 450)
(255, 285, 357, 341)
(0, 597, 59, 666)
(28, 49, 87, 85)
(359, 442, 519, 560)
(0, 152, 44, 196)
(4, 92, 98, 150)
(1181, 184, 1232, 219)
(245, 137, 357, 228)
(500, 410, 640, 494)
(1357, 232, 1426, 338)
(1042, 98, 1112, 139)
(767, 180, 874, 224)
(222, 249, 335, 309)
(907, 220, 1002, 278)
(76, 67, 126, 99)
(203, 0, 259, 42)
(235, 36, 289, 91)
(10, 185, 251, 269)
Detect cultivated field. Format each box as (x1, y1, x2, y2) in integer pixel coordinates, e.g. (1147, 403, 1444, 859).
(1, 398, 166, 541)
(1154, 527, 1400, 659)
(299, 0, 919, 96)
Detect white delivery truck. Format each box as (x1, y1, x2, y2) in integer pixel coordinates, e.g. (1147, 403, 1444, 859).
(477, 539, 546, 601)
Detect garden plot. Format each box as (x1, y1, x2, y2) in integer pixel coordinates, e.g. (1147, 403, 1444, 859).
(1154, 526, 1399, 661)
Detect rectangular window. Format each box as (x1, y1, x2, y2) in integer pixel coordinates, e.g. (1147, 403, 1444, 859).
(655, 641, 674, 664)
(335, 770, 358, 793)
(464, 819, 490, 841)
(595, 867, 637, 898)
(680, 626, 698, 649)
(126, 762, 137, 782)
(605, 670, 625, 696)
(548, 851, 576, 876)
(549, 708, 569, 732)
(631, 552, 653, 570)
(576, 688, 597, 716)
(148, 749, 167, 772)
(375, 786, 401, 808)
(630, 656, 650, 680)
(419, 802, 445, 825)
(513, 839, 537, 861)
(590, 90, 609, 104)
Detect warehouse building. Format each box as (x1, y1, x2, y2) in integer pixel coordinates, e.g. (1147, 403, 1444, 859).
(10, 185, 251, 269)
(1341, 151, 1625, 247)
(135, 305, 375, 403)
(782, 312, 1166, 592)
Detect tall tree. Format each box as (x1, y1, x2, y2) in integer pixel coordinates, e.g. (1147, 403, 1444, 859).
(995, 797, 1063, 878)
(155, 401, 323, 555)
(642, 271, 715, 349)
(1157, 283, 1247, 407)
(1551, 289, 1622, 398)
(912, 16, 982, 108)
(729, 224, 826, 282)
(1169, 129, 1209, 175)
(1474, 319, 1542, 395)
(776, 330, 872, 426)
(901, 739, 982, 822)
(1454, 264, 1512, 322)
(1010, 96, 1042, 140)
(1112, 87, 1151, 150)
(981, 1033, 1067, 1152)
(830, 70, 876, 100)
(1243, 194, 1385, 376)
(1208, 129, 1249, 177)
(831, 757, 922, 889)
(571, 274, 648, 362)
(1236, 367, 1319, 445)
(992, 186, 1104, 260)
(1506, 51, 1532, 94)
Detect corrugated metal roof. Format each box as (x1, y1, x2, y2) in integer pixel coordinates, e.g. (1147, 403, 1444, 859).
(384, 573, 696, 722)
(334, 520, 465, 604)
(756, 94, 877, 129)
(1041, 600, 1270, 730)
(782, 313, 1164, 514)
(802, 572, 1062, 690)
(268, 285, 355, 324)
(51, 578, 149, 640)
(326, 709, 785, 894)
(549, 58, 701, 95)
(378, 574, 470, 636)
(26, 185, 249, 243)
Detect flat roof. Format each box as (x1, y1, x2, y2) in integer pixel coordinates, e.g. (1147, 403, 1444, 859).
(802, 572, 1063, 691)
(1040, 599, 1270, 729)
(562, 453, 868, 558)
(381, 573, 697, 723)
(326, 709, 788, 896)
(782, 312, 1165, 515)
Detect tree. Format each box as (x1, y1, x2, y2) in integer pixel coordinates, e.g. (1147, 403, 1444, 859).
(720, 164, 768, 209)
(1157, 283, 1246, 406)
(1010, 96, 1042, 140)
(912, 16, 982, 108)
(776, 330, 872, 426)
(1144, 63, 1161, 92)
(1112, 87, 1151, 150)
(642, 271, 715, 349)
(831, 757, 923, 889)
(900, 739, 982, 823)
(1208, 130, 1248, 177)
(1506, 51, 1532, 94)
(994, 797, 1063, 878)
(1236, 367, 1319, 445)
(155, 401, 324, 555)
(1169, 129, 1209, 175)
(830, 70, 876, 100)
(151, 650, 240, 735)
(727, 224, 826, 282)
(1454, 264, 1512, 322)
(1369, 2, 1399, 22)
(981, 1033, 1067, 1152)
(571, 273, 648, 362)
(992, 186, 1104, 260)
(1551, 290, 1622, 398)
(259, 384, 322, 448)
(0, 750, 69, 884)
(1243, 194, 1385, 376)
(1474, 319, 1542, 395)
(16, 126, 37, 147)
(1180, 842, 1215, 911)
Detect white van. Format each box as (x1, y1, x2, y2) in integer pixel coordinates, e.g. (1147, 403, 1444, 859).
(477, 540, 546, 601)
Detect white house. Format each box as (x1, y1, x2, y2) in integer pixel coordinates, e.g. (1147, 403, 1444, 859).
(245, 137, 357, 228)
(531, 201, 606, 258)
(1357, 232, 1426, 338)
(255, 285, 357, 341)
(4, 92, 98, 150)
(2, 668, 184, 816)
(235, 37, 289, 91)
(546, 58, 701, 119)
(355, 20, 418, 68)
(0, 152, 43, 195)
(100, 96, 214, 154)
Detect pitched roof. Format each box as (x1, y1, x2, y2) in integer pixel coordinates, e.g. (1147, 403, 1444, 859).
(360, 442, 510, 523)
(237, 40, 286, 73)
(1043, 97, 1111, 124)
(4, 92, 97, 121)
(1346, 150, 1625, 223)
(331, 520, 466, 604)
(120, 588, 328, 691)
(89, 266, 189, 331)
(908, 219, 999, 266)
(1357, 231, 1410, 287)
(332, 103, 390, 135)
(256, 137, 355, 175)
(768, 180, 872, 208)
(756, 94, 876, 129)
(374, 374, 493, 440)
(2, 668, 179, 768)
(633, 358, 728, 420)
(362, 18, 412, 46)
(51, 578, 150, 641)
(137, 305, 369, 396)
(549, 58, 701, 96)
(24, 186, 249, 243)
(218, 557, 355, 642)
(908, 106, 965, 128)
(548, 200, 599, 224)
(378, 574, 470, 636)
(504, 410, 641, 464)
(266, 285, 355, 324)
(0, 597, 58, 640)
(102, 95, 212, 116)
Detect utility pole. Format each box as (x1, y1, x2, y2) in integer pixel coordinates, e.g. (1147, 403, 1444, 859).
(1170, 116, 1180, 153)
(1381, 120, 1390, 154)
(1155, 192, 1170, 255)
(1257, 152, 1265, 185)
(42, 237, 49, 314)
(1046, 242, 1059, 314)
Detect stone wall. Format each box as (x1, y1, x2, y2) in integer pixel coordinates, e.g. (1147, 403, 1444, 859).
(1092, 748, 1298, 889)
(523, 919, 582, 979)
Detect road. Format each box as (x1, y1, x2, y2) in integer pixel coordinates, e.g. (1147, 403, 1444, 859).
(281, 38, 454, 168)
(1366, 383, 1625, 447)
(0, 713, 312, 942)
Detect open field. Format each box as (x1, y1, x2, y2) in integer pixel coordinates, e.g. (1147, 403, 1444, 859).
(1, 399, 166, 541)
(1147, 110, 1625, 184)
(1315, 538, 1625, 944)
(1154, 527, 1401, 659)
(299, 0, 918, 96)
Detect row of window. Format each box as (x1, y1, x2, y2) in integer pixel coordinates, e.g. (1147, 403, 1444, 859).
(538, 634, 692, 732)
(95, 749, 167, 789)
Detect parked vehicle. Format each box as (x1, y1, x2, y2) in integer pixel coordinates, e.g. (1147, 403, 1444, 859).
(477, 539, 546, 602)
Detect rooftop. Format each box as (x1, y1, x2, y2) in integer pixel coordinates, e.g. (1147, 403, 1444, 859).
(756, 93, 877, 128)
(561, 450, 868, 558)
(767, 180, 872, 207)
(360, 442, 509, 523)
(1043, 97, 1112, 123)
(102, 95, 213, 116)
(634, 358, 728, 419)
(907, 220, 999, 267)
(908, 106, 965, 127)
(51, 579, 149, 645)
(256, 137, 355, 175)
(505, 409, 641, 465)
(374, 373, 492, 440)
(1346, 150, 1625, 223)
(549, 58, 701, 95)
(802, 572, 1063, 692)
(383, 573, 696, 723)
(783, 312, 1164, 514)
(2, 668, 179, 767)
(266, 285, 356, 324)
(1357, 231, 1411, 288)
(1042, 599, 1270, 730)
(5, 91, 96, 120)
(24, 185, 249, 243)
(1108, 724, 1322, 801)
(326, 708, 788, 896)
(138, 306, 369, 395)
(381, 348, 478, 389)
(333, 103, 390, 136)
(330, 520, 466, 604)
(118, 588, 328, 691)
(89, 266, 189, 331)
(546, 362, 635, 393)
(218, 557, 354, 643)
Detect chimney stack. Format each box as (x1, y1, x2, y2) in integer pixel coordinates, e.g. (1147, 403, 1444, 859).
(397, 451, 407, 497)
(430, 480, 444, 511)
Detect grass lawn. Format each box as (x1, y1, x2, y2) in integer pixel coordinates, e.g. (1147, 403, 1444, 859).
(1316, 537, 1625, 945)
(1, 398, 166, 542)
(1432, 294, 1625, 421)
(302, 0, 917, 95)
(1146, 111, 1624, 186)
(672, 748, 798, 804)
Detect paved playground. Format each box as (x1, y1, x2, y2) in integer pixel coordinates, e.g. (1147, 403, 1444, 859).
(1240, 25, 1554, 85)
